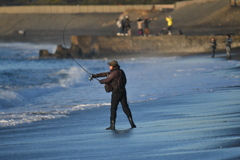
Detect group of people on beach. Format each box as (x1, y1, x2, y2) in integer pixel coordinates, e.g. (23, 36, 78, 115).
(136, 17, 152, 36)
(116, 15, 173, 36)
(210, 34, 233, 59)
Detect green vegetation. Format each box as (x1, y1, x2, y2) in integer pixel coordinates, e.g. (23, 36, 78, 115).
(1, 0, 184, 6)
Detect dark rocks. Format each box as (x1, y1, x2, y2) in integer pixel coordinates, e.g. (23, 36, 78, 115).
(40, 35, 240, 59)
(39, 49, 54, 58)
(39, 44, 82, 59)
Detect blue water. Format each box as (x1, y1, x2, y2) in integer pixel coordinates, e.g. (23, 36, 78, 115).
(0, 42, 240, 128)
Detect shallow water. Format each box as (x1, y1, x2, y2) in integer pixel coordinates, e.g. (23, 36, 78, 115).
(0, 43, 239, 159)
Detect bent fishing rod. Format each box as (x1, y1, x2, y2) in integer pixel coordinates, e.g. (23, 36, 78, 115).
(62, 16, 99, 82)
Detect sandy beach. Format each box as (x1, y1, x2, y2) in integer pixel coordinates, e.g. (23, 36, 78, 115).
(0, 0, 240, 159)
(1, 85, 240, 160)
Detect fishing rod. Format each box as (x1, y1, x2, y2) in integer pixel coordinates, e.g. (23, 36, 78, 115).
(62, 16, 99, 81)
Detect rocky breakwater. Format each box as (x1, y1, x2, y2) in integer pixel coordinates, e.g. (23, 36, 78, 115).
(39, 44, 82, 59)
(40, 35, 240, 58)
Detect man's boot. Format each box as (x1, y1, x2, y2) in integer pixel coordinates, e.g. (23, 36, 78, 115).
(128, 117, 136, 128)
(106, 120, 115, 130)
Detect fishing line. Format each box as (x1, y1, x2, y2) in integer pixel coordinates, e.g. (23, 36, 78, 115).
(62, 16, 99, 81)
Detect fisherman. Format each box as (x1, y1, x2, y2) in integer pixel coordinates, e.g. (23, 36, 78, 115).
(210, 37, 217, 58)
(91, 60, 136, 130)
(224, 34, 232, 60)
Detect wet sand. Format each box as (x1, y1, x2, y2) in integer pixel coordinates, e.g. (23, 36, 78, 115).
(0, 87, 239, 160)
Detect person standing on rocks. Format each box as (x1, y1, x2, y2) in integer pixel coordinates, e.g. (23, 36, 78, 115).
(91, 60, 136, 130)
(144, 17, 152, 36)
(124, 15, 131, 36)
(121, 17, 125, 36)
(116, 18, 122, 36)
(137, 18, 144, 36)
(210, 37, 217, 58)
(165, 15, 173, 35)
(224, 34, 232, 59)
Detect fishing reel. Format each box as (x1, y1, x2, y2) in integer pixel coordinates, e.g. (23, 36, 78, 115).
(88, 74, 93, 81)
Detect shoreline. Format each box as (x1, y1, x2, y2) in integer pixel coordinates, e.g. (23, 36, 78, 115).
(0, 36, 239, 61)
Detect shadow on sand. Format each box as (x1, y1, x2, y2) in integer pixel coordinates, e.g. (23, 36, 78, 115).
(110, 128, 134, 138)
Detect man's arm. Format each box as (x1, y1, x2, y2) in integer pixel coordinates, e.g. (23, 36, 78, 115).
(92, 72, 109, 78)
(99, 71, 117, 84)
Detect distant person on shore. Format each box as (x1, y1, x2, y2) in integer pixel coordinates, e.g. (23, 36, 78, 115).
(137, 18, 144, 36)
(116, 18, 122, 36)
(124, 15, 131, 36)
(159, 28, 168, 35)
(165, 15, 173, 35)
(18, 30, 26, 36)
(144, 17, 152, 36)
(210, 37, 217, 58)
(178, 29, 183, 35)
(224, 34, 232, 59)
(91, 60, 136, 130)
(121, 17, 125, 36)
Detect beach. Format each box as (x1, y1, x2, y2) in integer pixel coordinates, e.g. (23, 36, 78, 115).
(0, 45, 240, 159)
(0, 0, 240, 159)
(1, 81, 240, 160)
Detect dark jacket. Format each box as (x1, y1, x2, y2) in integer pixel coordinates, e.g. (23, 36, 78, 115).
(210, 39, 217, 49)
(144, 19, 151, 29)
(225, 38, 232, 47)
(95, 66, 127, 92)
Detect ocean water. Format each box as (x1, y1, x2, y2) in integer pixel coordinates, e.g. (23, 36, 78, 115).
(0, 43, 240, 160)
(0, 42, 239, 128)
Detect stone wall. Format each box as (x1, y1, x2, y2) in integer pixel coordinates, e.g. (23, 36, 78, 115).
(1, 0, 232, 14)
(0, 5, 174, 14)
(70, 35, 240, 58)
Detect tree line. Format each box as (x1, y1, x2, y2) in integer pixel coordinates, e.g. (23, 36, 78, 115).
(1, 0, 184, 6)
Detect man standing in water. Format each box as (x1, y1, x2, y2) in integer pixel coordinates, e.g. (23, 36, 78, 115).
(224, 34, 232, 60)
(91, 60, 136, 130)
(210, 37, 217, 58)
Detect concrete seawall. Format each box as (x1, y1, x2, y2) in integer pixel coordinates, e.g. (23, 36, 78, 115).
(1, 0, 233, 14)
(70, 35, 240, 58)
(0, 5, 173, 14)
